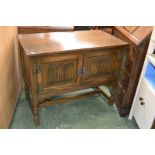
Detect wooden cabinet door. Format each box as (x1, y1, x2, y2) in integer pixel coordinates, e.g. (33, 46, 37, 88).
(35, 53, 83, 95)
(82, 49, 123, 86)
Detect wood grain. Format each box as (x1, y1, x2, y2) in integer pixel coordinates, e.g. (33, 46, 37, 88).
(18, 30, 128, 56)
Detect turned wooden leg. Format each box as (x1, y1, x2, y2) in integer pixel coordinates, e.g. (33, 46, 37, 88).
(25, 86, 40, 126)
(33, 105, 40, 126)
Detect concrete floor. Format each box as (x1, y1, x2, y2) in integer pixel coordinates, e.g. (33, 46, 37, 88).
(10, 87, 138, 129)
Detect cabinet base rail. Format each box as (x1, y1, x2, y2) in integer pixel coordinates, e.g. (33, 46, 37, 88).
(26, 87, 112, 126)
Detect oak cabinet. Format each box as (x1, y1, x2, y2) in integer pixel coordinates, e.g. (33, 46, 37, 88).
(18, 30, 128, 125)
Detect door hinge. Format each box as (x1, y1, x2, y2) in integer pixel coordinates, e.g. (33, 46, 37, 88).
(33, 63, 41, 73)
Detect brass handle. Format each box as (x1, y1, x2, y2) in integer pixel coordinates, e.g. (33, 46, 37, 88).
(77, 68, 83, 75)
(77, 67, 88, 75)
(82, 67, 87, 75)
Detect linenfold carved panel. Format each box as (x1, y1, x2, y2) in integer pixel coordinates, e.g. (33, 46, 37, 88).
(44, 60, 77, 87)
(87, 55, 116, 78)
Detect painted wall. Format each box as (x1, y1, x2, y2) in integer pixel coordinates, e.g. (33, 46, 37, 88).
(0, 26, 22, 128)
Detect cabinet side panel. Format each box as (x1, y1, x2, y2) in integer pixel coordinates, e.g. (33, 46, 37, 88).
(22, 49, 33, 90)
(113, 27, 151, 115)
(124, 36, 151, 110)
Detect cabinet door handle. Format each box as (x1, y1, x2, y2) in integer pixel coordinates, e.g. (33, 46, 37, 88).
(140, 102, 145, 105)
(82, 67, 87, 75)
(139, 97, 143, 101)
(77, 68, 83, 75)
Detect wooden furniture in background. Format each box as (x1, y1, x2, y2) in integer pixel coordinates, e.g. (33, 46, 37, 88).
(18, 30, 128, 125)
(74, 26, 113, 34)
(18, 26, 74, 34)
(89, 26, 113, 34)
(113, 26, 153, 116)
(0, 26, 22, 128)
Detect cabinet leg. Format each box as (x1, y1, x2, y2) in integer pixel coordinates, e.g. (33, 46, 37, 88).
(25, 85, 32, 108)
(109, 96, 114, 105)
(33, 105, 40, 126)
(25, 85, 29, 101)
(108, 84, 116, 105)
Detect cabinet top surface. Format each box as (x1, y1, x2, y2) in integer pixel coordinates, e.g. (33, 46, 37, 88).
(18, 30, 128, 56)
